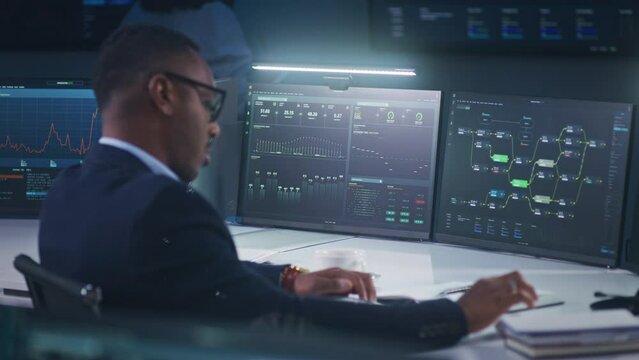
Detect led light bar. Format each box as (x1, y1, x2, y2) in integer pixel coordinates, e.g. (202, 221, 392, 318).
(252, 64, 416, 77)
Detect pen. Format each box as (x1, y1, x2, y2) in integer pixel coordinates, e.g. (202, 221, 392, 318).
(438, 285, 472, 296)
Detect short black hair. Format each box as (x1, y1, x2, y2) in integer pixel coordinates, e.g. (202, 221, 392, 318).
(93, 25, 199, 108)
(139, 0, 216, 13)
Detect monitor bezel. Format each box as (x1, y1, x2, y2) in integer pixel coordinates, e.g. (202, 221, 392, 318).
(620, 138, 639, 273)
(621, 237, 639, 273)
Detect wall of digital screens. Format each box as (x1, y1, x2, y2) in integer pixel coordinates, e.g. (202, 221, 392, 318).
(0, 0, 133, 50)
(370, 0, 639, 56)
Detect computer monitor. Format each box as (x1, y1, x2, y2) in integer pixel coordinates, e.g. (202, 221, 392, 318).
(238, 84, 442, 240)
(0, 79, 100, 218)
(435, 92, 633, 266)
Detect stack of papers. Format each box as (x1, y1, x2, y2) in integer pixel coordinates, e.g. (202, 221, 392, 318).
(497, 310, 639, 358)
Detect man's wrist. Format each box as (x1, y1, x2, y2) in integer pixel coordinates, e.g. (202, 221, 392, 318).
(280, 265, 308, 293)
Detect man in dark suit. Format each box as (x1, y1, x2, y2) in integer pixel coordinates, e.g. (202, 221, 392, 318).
(39, 25, 537, 345)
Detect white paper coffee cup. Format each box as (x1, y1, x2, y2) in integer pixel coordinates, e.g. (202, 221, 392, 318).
(313, 248, 367, 272)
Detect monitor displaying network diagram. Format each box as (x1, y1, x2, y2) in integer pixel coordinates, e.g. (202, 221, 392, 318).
(435, 92, 633, 265)
(0, 79, 100, 217)
(238, 84, 441, 240)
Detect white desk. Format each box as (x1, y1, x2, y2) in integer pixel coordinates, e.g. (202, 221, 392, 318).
(0, 219, 38, 308)
(264, 236, 638, 303)
(260, 236, 639, 359)
(227, 224, 268, 236)
(231, 228, 355, 261)
(0, 219, 39, 292)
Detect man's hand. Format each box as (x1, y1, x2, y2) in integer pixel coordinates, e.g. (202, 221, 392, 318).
(293, 267, 377, 302)
(457, 271, 537, 333)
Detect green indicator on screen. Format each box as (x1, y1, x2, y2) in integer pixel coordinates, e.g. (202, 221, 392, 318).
(511, 179, 529, 188)
(533, 195, 552, 204)
(385, 217, 396, 222)
(536, 159, 555, 168)
(386, 210, 396, 216)
(400, 218, 410, 224)
(491, 154, 509, 163)
(414, 219, 425, 225)
(400, 211, 410, 217)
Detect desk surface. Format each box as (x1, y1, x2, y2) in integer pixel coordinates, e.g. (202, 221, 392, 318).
(262, 236, 639, 359)
(230, 226, 355, 251)
(2, 220, 639, 359)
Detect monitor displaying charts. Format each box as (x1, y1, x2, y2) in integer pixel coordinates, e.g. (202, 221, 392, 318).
(435, 92, 633, 266)
(238, 84, 442, 240)
(0, 79, 100, 217)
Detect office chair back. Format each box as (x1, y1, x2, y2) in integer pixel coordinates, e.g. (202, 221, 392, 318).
(13, 254, 102, 318)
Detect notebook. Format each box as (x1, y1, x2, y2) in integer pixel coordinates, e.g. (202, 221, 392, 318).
(497, 309, 639, 358)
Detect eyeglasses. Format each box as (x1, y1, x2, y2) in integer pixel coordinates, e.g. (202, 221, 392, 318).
(163, 71, 226, 122)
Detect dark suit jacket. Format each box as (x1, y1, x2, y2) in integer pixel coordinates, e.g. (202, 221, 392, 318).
(39, 144, 467, 344)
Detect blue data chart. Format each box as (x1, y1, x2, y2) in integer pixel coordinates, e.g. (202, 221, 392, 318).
(0, 83, 101, 217)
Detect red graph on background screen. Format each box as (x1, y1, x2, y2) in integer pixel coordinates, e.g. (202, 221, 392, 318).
(0, 109, 98, 156)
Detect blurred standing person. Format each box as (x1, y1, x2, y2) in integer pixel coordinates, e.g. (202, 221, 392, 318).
(121, 0, 251, 115)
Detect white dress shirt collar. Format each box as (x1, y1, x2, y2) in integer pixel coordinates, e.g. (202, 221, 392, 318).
(98, 137, 180, 182)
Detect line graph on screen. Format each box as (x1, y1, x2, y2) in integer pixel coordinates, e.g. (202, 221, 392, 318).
(0, 97, 100, 158)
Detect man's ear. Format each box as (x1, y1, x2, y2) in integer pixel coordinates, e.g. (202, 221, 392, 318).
(147, 73, 177, 117)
